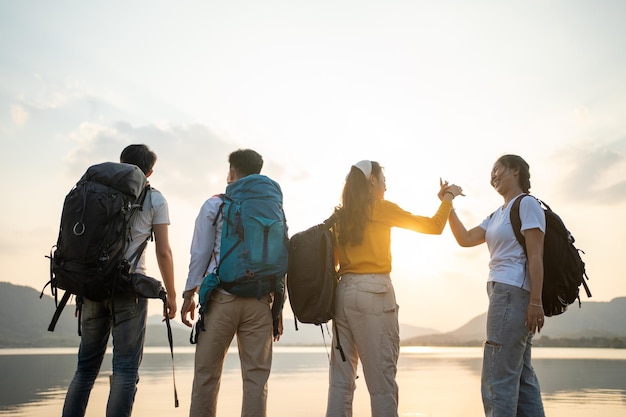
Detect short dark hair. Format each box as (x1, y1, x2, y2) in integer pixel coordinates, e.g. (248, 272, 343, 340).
(228, 149, 263, 177)
(120, 144, 157, 175)
(496, 154, 531, 193)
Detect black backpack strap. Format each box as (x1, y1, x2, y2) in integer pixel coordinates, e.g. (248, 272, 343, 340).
(509, 194, 529, 256)
(158, 290, 179, 407)
(47, 291, 72, 332)
(42, 246, 58, 305)
(323, 211, 337, 229)
(126, 185, 153, 272)
(190, 308, 206, 345)
(581, 270, 592, 298)
(212, 196, 225, 227)
(133, 184, 151, 211)
(126, 239, 150, 272)
(332, 319, 346, 362)
(76, 297, 83, 336)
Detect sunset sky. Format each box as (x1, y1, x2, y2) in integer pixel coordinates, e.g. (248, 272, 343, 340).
(1, 0, 625, 332)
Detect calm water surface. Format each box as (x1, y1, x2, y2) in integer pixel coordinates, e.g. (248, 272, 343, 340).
(1, 346, 625, 416)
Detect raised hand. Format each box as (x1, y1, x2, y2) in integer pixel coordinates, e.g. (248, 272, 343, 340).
(439, 178, 465, 200)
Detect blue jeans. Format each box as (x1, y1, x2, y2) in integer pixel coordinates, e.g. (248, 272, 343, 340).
(482, 282, 545, 417)
(62, 292, 148, 417)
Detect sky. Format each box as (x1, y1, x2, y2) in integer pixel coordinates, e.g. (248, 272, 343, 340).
(1, 0, 625, 333)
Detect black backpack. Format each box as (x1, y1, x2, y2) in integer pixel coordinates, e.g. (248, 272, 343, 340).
(44, 162, 150, 330)
(286, 214, 338, 326)
(43, 161, 180, 407)
(510, 194, 592, 317)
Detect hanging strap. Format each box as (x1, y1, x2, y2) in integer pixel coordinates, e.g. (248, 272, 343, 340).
(158, 290, 179, 407)
(43, 245, 68, 333)
(46, 291, 71, 332)
(76, 297, 83, 336)
(332, 320, 346, 362)
(190, 308, 204, 345)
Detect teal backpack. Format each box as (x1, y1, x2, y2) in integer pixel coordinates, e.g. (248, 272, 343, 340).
(194, 174, 289, 342)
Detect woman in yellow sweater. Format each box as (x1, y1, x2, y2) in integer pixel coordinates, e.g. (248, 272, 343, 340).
(325, 160, 462, 417)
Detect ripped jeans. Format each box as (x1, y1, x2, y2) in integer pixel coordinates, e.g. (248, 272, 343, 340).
(326, 273, 399, 417)
(482, 282, 545, 417)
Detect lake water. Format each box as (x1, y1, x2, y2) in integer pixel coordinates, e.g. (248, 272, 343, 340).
(1, 346, 625, 416)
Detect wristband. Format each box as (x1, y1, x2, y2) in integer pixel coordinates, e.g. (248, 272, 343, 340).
(444, 191, 455, 198)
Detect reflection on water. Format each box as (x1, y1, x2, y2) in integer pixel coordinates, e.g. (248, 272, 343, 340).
(1, 347, 625, 417)
(0, 353, 77, 409)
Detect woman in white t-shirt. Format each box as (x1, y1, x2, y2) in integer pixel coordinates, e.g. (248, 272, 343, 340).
(444, 154, 546, 417)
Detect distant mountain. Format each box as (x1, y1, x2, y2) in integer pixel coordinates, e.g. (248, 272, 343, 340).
(0, 281, 81, 347)
(0, 282, 439, 348)
(403, 297, 626, 346)
(278, 321, 439, 346)
(3, 281, 624, 348)
(0, 281, 191, 348)
(403, 313, 487, 346)
(540, 297, 626, 338)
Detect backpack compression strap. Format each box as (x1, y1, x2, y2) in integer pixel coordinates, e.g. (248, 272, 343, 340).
(46, 291, 71, 332)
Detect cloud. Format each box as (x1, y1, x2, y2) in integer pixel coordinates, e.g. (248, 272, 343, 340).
(61, 121, 290, 204)
(17, 73, 78, 111)
(555, 137, 626, 205)
(6, 73, 133, 137)
(10, 104, 28, 126)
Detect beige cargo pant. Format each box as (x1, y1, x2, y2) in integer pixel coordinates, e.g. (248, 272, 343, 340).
(189, 291, 274, 417)
(326, 273, 400, 417)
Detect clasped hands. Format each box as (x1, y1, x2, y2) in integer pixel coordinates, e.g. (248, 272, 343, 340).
(439, 178, 465, 201)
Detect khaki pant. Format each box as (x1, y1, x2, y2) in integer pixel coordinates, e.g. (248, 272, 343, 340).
(190, 291, 274, 417)
(326, 274, 400, 417)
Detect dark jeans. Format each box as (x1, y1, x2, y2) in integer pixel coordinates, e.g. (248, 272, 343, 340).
(62, 292, 148, 417)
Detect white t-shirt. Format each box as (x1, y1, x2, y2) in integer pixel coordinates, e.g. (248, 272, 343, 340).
(479, 194, 546, 291)
(125, 187, 170, 274)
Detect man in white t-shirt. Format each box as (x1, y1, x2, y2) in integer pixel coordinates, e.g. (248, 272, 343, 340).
(62, 144, 176, 417)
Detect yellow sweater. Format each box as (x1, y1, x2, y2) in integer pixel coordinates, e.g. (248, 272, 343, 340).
(337, 199, 452, 275)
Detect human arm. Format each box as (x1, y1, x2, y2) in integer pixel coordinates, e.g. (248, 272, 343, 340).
(181, 197, 220, 327)
(180, 287, 197, 328)
(271, 280, 285, 342)
(438, 178, 486, 247)
(153, 223, 177, 320)
(385, 181, 464, 235)
(524, 228, 545, 333)
(273, 312, 283, 342)
(438, 178, 464, 203)
(447, 210, 486, 247)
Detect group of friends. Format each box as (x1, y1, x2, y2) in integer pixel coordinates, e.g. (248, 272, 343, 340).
(61, 144, 547, 417)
